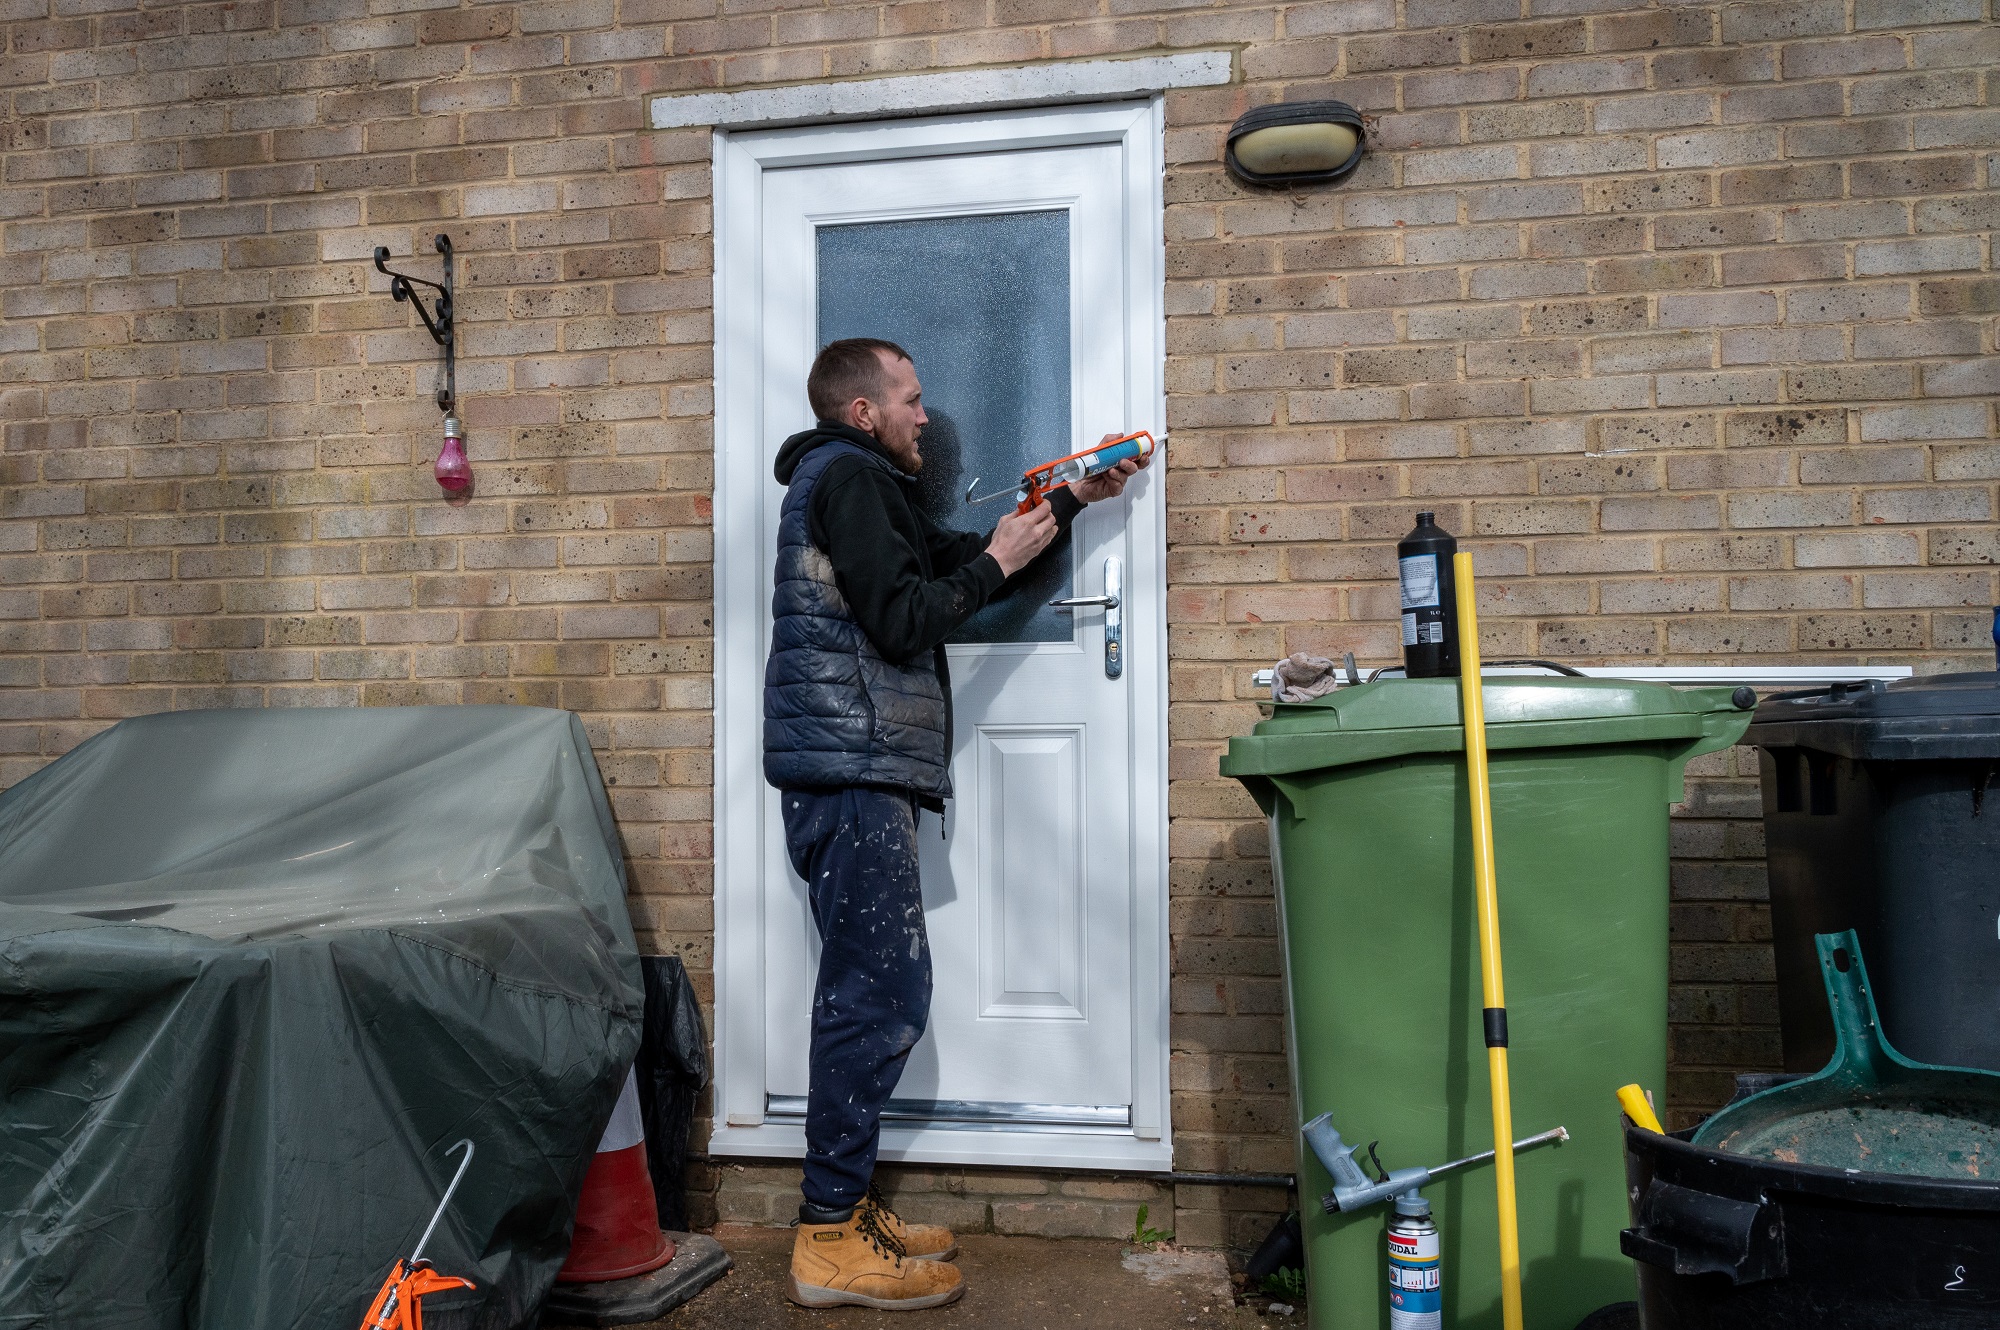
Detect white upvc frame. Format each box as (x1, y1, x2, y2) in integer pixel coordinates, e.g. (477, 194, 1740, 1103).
(711, 100, 1171, 1171)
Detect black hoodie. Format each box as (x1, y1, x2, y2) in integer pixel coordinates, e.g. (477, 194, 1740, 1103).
(772, 420, 1082, 665)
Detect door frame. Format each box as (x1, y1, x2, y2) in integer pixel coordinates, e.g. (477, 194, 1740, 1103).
(710, 100, 1171, 1171)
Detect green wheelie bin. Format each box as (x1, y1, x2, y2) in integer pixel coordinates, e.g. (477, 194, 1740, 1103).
(1221, 676, 1755, 1330)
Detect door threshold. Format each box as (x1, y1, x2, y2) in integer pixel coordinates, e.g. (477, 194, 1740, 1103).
(765, 1095, 1130, 1129)
(713, 1118, 1174, 1171)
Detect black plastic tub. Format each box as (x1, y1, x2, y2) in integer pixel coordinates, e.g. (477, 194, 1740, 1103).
(1622, 1120, 2000, 1328)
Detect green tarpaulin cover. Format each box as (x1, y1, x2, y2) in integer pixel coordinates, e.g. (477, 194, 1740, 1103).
(0, 706, 645, 1330)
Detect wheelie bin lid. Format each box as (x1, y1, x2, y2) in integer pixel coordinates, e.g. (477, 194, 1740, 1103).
(1744, 671, 2000, 760)
(1221, 675, 1755, 779)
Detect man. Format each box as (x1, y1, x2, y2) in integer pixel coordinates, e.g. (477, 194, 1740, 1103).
(764, 338, 1147, 1310)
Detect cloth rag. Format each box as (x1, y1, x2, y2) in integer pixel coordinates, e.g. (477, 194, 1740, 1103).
(1271, 653, 1342, 703)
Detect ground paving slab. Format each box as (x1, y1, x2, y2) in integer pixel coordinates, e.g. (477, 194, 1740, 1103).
(547, 1225, 1277, 1330)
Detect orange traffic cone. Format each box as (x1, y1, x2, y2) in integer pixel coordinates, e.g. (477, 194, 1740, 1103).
(558, 1069, 676, 1283)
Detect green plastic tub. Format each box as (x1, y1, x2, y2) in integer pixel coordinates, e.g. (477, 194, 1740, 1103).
(1222, 677, 1755, 1330)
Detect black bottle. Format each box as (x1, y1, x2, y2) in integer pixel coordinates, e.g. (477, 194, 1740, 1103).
(1398, 511, 1458, 678)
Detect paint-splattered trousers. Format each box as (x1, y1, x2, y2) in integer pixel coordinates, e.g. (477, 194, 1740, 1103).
(780, 785, 933, 1214)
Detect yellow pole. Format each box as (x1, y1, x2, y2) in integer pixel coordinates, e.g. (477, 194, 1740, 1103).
(1452, 551, 1525, 1330)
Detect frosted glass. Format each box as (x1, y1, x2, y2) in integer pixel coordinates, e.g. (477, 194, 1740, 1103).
(817, 211, 1074, 644)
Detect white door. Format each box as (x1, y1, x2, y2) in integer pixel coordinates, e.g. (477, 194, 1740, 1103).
(712, 104, 1170, 1171)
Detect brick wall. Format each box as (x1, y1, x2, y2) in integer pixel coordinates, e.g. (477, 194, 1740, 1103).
(0, 0, 1992, 1253)
(1157, 2, 1998, 1167)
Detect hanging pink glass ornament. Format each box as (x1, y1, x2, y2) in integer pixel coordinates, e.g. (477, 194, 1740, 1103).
(436, 416, 470, 492)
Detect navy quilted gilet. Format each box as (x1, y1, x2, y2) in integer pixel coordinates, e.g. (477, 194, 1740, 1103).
(763, 440, 951, 798)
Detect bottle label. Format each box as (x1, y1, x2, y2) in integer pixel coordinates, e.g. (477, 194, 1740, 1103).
(1399, 555, 1439, 610)
(1401, 612, 1418, 647)
(1388, 1226, 1442, 1329)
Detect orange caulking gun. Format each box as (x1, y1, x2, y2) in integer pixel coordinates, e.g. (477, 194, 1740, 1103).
(966, 431, 1161, 513)
(358, 1139, 478, 1330)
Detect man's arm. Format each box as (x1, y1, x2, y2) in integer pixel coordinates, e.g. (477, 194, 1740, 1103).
(811, 463, 1007, 664)
(922, 487, 1083, 581)
(927, 437, 1148, 581)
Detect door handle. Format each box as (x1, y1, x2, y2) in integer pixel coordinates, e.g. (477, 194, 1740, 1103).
(1049, 557, 1123, 679)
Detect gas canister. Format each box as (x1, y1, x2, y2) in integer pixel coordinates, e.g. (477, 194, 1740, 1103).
(1386, 1193, 1442, 1330)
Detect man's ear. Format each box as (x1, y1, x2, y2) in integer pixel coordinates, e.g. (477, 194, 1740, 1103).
(845, 397, 876, 434)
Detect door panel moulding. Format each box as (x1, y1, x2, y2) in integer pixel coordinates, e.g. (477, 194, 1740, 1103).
(649, 52, 1231, 131)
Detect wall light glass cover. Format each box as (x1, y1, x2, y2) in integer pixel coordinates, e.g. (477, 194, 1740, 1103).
(1225, 101, 1365, 188)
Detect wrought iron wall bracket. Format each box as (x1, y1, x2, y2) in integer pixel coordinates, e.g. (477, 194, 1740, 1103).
(374, 234, 456, 415)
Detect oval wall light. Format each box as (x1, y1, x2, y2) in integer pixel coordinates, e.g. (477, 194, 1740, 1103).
(1225, 101, 1366, 188)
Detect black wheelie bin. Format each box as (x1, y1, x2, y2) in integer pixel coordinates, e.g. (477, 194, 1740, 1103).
(1745, 672, 2000, 1072)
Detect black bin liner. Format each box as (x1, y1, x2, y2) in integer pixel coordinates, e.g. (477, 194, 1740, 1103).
(1745, 672, 2000, 1072)
(0, 707, 645, 1330)
(634, 954, 709, 1232)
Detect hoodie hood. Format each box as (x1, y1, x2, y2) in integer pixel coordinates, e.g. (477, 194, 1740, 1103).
(774, 420, 903, 485)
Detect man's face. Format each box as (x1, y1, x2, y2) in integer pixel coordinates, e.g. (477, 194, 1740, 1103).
(846, 352, 927, 474)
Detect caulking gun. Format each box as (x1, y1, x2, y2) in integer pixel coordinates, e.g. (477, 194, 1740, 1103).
(966, 431, 1160, 513)
(358, 1139, 477, 1330)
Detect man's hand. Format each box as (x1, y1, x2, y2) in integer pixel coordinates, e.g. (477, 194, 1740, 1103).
(987, 501, 1059, 577)
(1070, 432, 1153, 505)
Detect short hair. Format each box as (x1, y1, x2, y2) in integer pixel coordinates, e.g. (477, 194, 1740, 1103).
(807, 338, 911, 421)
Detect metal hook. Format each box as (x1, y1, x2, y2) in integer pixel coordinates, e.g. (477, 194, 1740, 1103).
(372, 235, 456, 415)
(964, 480, 1022, 507)
(409, 1138, 474, 1267)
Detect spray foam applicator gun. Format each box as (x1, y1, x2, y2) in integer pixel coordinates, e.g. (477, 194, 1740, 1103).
(1302, 1113, 1567, 1326)
(1302, 1111, 1568, 1216)
(967, 431, 1160, 514)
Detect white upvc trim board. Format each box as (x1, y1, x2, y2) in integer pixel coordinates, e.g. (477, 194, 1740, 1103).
(710, 100, 1173, 1173)
(1254, 665, 1919, 690)
(651, 51, 1230, 130)
(1527, 666, 1917, 685)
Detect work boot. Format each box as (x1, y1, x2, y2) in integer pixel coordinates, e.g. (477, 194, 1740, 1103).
(788, 1203, 966, 1310)
(860, 1183, 960, 1261)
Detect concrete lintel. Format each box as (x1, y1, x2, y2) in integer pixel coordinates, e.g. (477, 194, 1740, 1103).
(648, 52, 1232, 131)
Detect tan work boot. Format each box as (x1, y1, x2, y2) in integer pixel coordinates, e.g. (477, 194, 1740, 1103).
(859, 1184, 959, 1261)
(788, 1205, 966, 1310)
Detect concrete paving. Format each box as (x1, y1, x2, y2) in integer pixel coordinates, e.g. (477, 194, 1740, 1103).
(559, 1225, 1285, 1330)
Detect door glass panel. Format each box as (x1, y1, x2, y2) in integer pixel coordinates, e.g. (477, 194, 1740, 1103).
(816, 211, 1074, 644)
